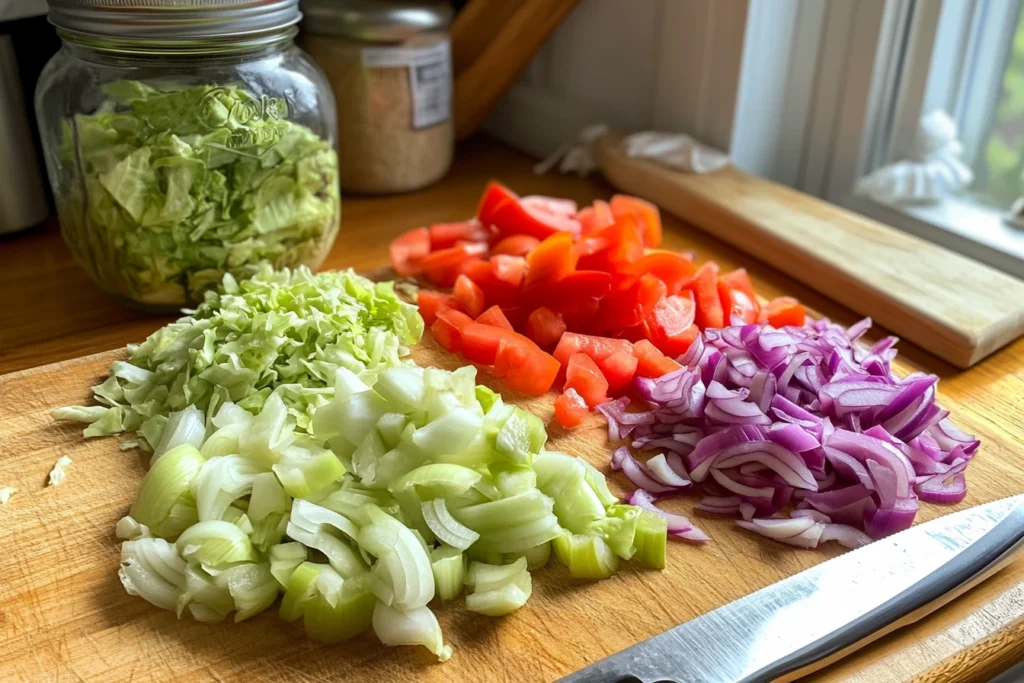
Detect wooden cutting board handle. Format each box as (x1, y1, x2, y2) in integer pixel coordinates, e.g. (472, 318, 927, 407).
(595, 132, 1024, 368)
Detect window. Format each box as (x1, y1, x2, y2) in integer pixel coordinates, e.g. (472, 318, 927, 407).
(820, 0, 1024, 278)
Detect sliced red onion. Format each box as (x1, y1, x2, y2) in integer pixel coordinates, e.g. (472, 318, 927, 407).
(695, 495, 742, 515)
(738, 501, 756, 521)
(644, 453, 692, 488)
(603, 317, 978, 547)
(819, 523, 873, 549)
(791, 509, 831, 523)
(619, 451, 682, 494)
(611, 446, 628, 472)
(737, 517, 824, 548)
(629, 489, 708, 543)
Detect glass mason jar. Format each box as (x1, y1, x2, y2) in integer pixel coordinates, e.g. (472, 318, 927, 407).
(35, 0, 340, 311)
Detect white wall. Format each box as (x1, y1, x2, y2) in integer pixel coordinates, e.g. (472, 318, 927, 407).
(485, 0, 749, 161)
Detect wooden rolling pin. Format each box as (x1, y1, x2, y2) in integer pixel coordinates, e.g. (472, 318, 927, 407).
(595, 132, 1024, 368)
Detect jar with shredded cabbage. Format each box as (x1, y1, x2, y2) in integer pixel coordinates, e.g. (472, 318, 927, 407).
(35, 0, 340, 310)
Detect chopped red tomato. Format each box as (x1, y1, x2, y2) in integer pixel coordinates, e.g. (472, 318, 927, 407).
(460, 259, 519, 307)
(553, 332, 634, 369)
(454, 274, 486, 317)
(576, 216, 645, 269)
(476, 305, 514, 330)
(490, 255, 526, 288)
(718, 268, 760, 324)
(627, 251, 696, 295)
(547, 270, 612, 301)
(554, 388, 589, 428)
(419, 243, 487, 287)
(596, 349, 639, 394)
(599, 273, 666, 331)
(500, 306, 530, 332)
(390, 227, 430, 277)
(461, 323, 529, 365)
(521, 195, 578, 217)
(477, 181, 517, 226)
(429, 221, 487, 250)
(685, 262, 724, 329)
(761, 296, 806, 328)
(417, 290, 457, 326)
(524, 232, 577, 289)
(577, 200, 614, 234)
(525, 307, 566, 349)
(632, 339, 682, 378)
(431, 309, 474, 353)
(565, 353, 609, 408)
(493, 341, 560, 396)
(491, 234, 539, 257)
(642, 293, 698, 357)
(557, 298, 601, 334)
(610, 194, 662, 247)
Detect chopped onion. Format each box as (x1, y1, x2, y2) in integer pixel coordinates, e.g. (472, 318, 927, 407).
(372, 602, 451, 662)
(602, 317, 979, 547)
(422, 498, 480, 550)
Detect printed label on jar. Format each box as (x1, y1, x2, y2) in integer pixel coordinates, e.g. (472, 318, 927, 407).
(361, 40, 452, 130)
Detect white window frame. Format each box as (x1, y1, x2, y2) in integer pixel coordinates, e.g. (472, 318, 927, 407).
(762, 0, 1024, 279)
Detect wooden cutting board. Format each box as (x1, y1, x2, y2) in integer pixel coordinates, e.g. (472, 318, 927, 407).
(3, 335, 1024, 682)
(595, 133, 1024, 369)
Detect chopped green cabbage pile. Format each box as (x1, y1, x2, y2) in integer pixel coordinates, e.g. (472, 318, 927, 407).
(114, 363, 666, 660)
(55, 266, 423, 450)
(55, 81, 340, 306)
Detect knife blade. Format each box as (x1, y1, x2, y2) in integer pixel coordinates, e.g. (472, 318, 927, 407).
(560, 495, 1024, 683)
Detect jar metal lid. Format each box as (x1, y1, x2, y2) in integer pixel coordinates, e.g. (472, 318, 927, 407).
(47, 0, 302, 41)
(300, 0, 452, 43)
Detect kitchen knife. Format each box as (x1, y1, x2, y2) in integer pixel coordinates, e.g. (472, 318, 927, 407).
(561, 495, 1024, 683)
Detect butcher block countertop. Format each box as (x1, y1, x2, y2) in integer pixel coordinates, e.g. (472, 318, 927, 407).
(2, 136, 1024, 682)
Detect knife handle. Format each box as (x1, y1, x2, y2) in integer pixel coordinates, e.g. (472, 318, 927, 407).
(757, 507, 1024, 683)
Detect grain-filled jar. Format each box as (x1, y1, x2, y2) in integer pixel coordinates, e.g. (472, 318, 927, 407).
(35, 0, 340, 311)
(301, 0, 453, 194)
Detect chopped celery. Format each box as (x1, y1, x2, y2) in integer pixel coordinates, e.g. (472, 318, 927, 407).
(280, 561, 325, 622)
(303, 585, 376, 642)
(272, 445, 345, 499)
(315, 566, 346, 607)
(214, 563, 279, 622)
(466, 571, 532, 617)
(533, 451, 606, 533)
(588, 513, 638, 561)
(191, 454, 262, 522)
(290, 499, 359, 541)
(553, 531, 619, 580)
(421, 498, 479, 550)
(411, 407, 484, 457)
(466, 557, 527, 593)
(466, 546, 505, 565)
(269, 542, 307, 587)
(130, 444, 204, 538)
(390, 463, 482, 501)
(580, 460, 620, 508)
(181, 564, 234, 622)
(358, 505, 434, 610)
(248, 472, 291, 523)
(119, 537, 187, 612)
(521, 542, 551, 571)
(48, 455, 73, 486)
(115, 515, 151, 540)
(449, 490, 554, 532)
(632, 508, 668, 570)
(494, 408, 546, 465)
(430, 545, 466, 601)
(176, 521, 256, 566)
(475, 385, 500, 413)
(372, 602, 451, 662)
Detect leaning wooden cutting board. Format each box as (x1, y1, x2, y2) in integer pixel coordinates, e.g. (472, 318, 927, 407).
(2, 334, 1024, 682)
(595, 132, 1024, 369)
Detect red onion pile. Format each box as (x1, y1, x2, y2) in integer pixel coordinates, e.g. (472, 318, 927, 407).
(600, 317, 980, 550)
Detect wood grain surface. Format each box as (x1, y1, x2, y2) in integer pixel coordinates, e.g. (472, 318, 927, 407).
(595, 133, 1024, 369)
(1, 137, 1023, 681)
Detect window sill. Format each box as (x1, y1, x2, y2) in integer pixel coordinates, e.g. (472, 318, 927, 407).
(845, 195, 1024, 280)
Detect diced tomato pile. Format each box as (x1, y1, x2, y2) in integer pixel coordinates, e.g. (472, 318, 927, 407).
(391, 181, 805, 426)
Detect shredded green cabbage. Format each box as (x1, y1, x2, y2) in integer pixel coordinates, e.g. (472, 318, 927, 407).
(48, 456, 72, 487)
(55, 82, 340, 307)
(54, 266, 422, 450)
(0, 486, 17, 505)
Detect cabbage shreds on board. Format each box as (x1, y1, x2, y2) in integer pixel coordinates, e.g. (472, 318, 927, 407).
(54, 81, 340, 307)
(55, 266, 423, 449)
